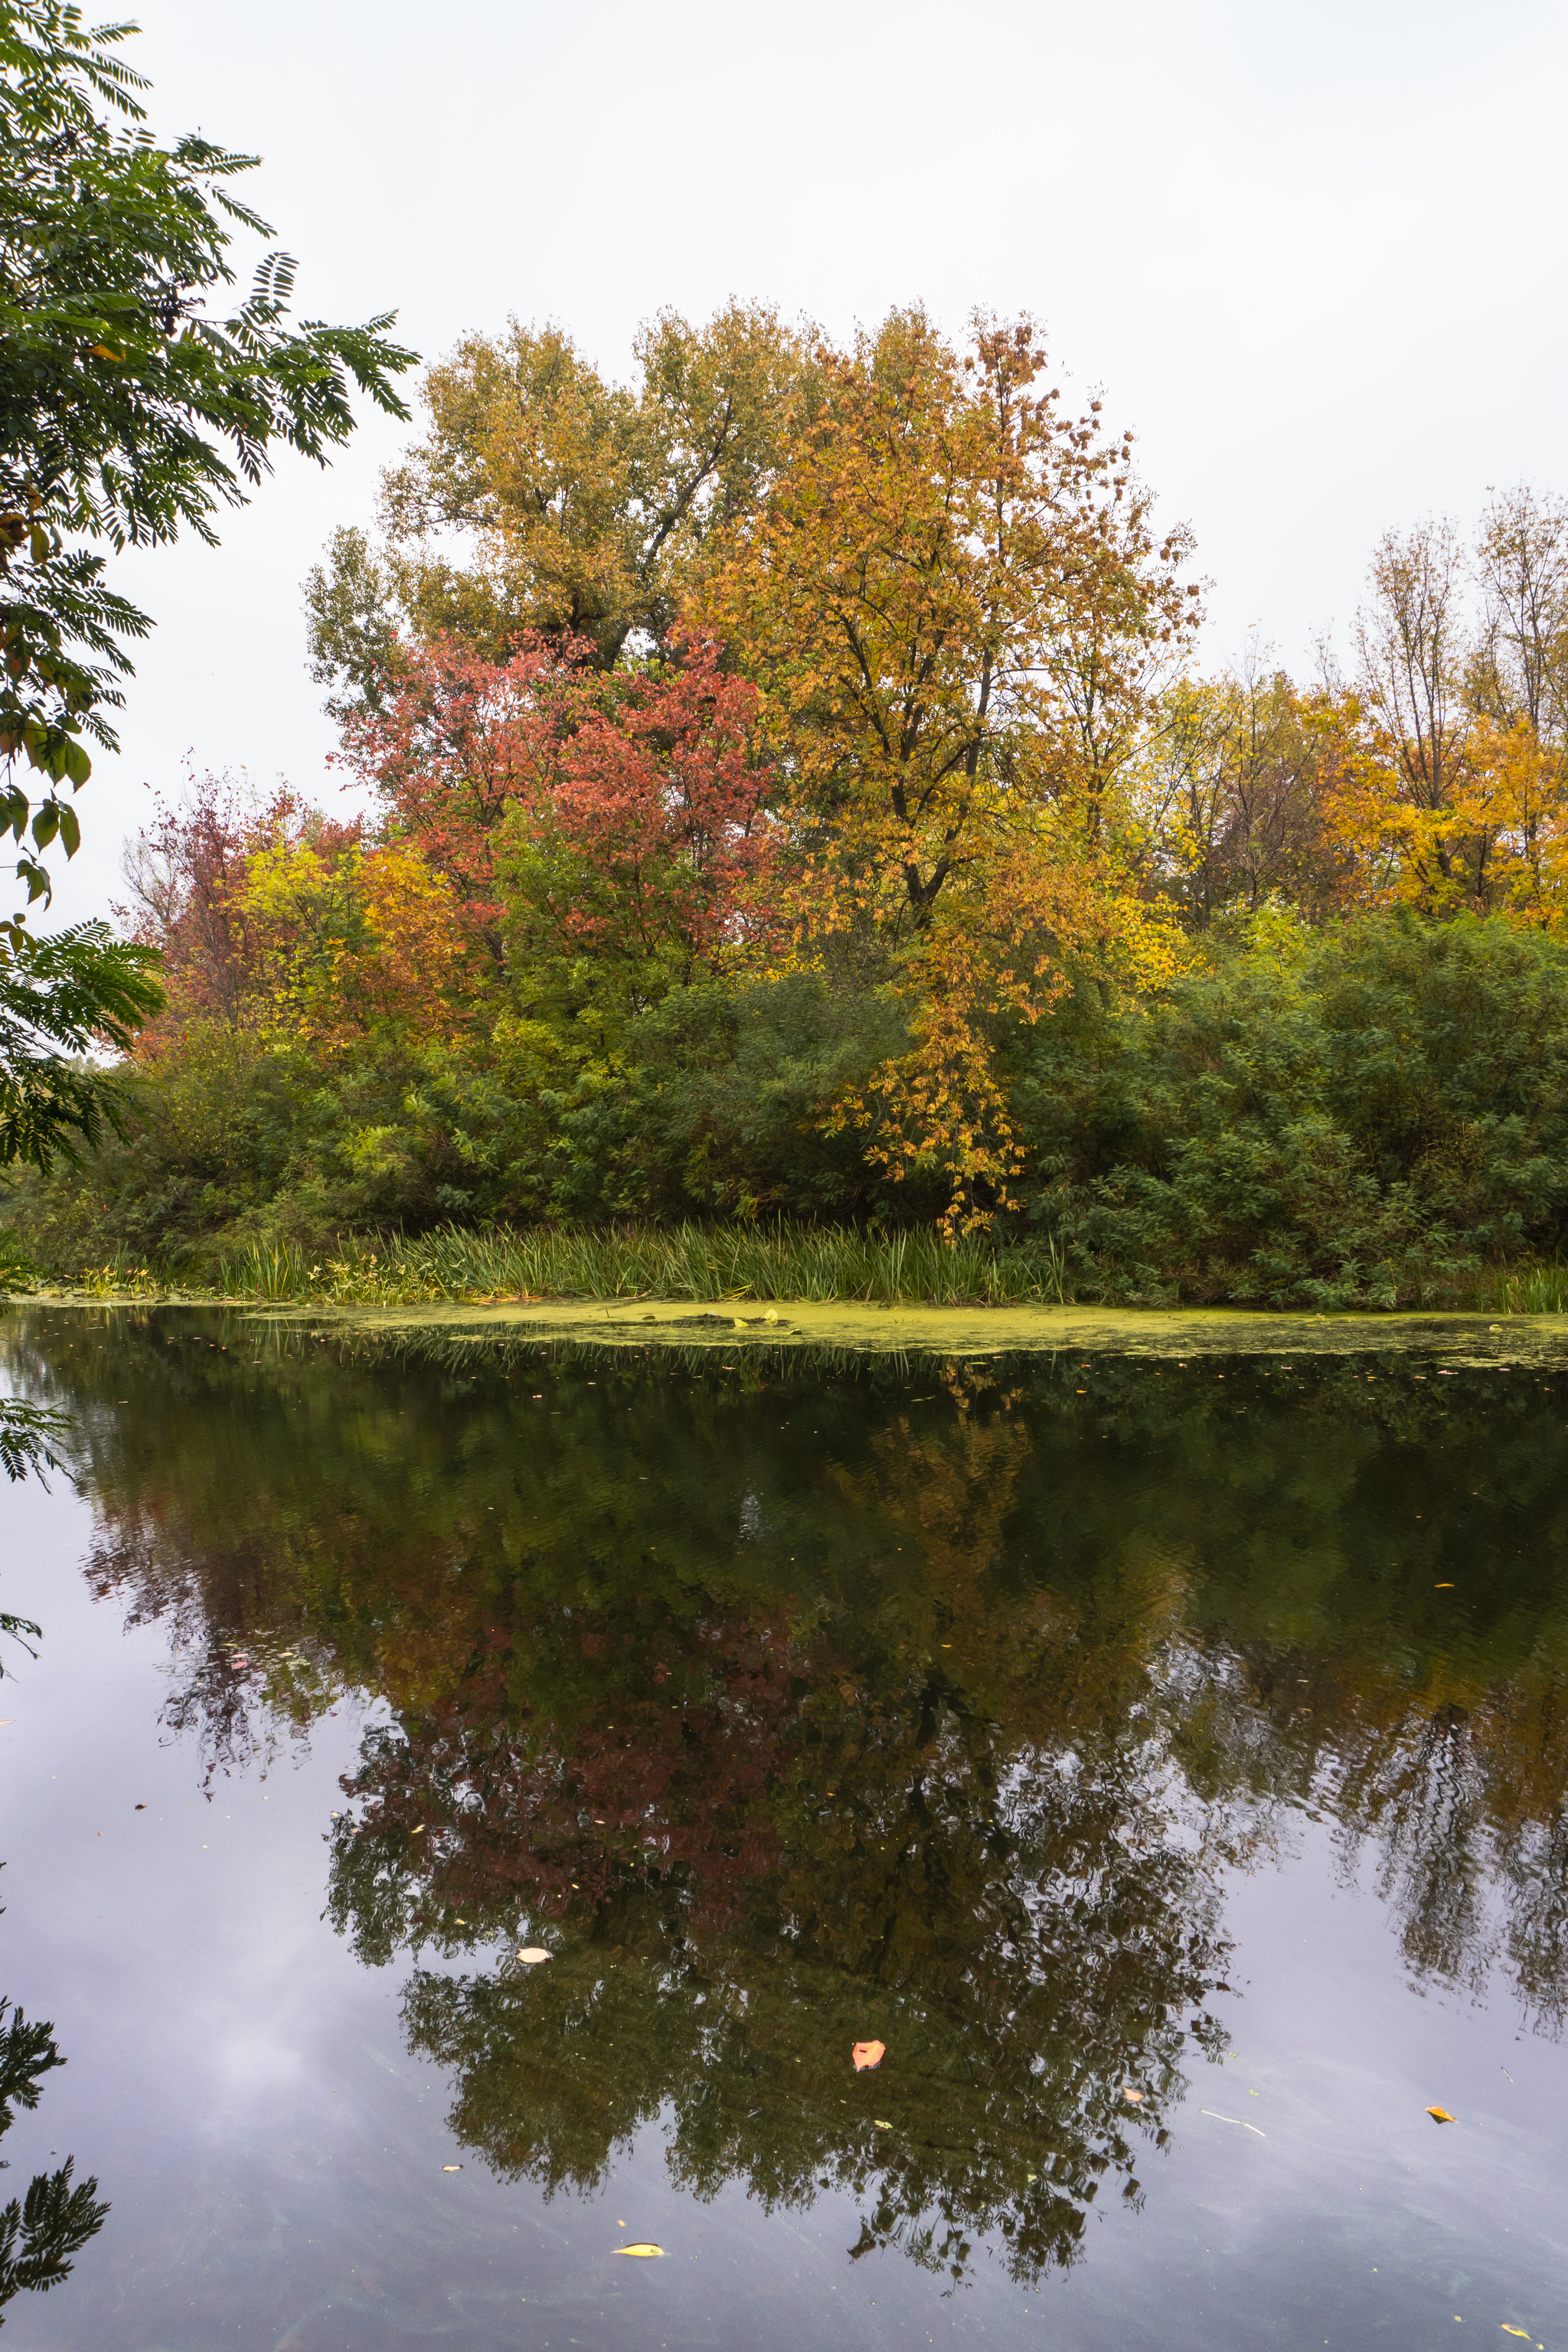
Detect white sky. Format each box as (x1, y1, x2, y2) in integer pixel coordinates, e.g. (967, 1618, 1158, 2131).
(41, 0, 1568, 923)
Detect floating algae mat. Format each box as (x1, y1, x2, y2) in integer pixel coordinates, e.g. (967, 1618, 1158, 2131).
(2, 1298, 1566, 2350)
(290, 1290, 1568, 1365)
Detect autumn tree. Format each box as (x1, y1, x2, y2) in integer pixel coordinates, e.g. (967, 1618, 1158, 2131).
(1328, 506, 1568, 922)
(1135, 653, 1349, 924)
(304, 303, 806, 715)
(703, 308, 1199, 1224)
(338, 631, 778, 997)
(1471, 485, 1568, 743)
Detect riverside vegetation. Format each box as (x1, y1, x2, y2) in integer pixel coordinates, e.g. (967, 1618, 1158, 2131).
(7, 22, 1568, 1308)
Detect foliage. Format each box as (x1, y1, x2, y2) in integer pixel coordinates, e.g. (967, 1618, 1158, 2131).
(0, 0, 413, 922)
(0, 919, 159, 1165)
(1012, 906, 1568, 1305)
(0, 1984, 106, 2314)
(26, 287, 1568, 1291)
(336, 629, 779, 986)
(703, 307, 1199, 1222)
(305, 302, 804, 709)
(0, 0, 410, 1483)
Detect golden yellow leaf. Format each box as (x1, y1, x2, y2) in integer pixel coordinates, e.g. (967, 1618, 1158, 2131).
(618, 2243, 666, 2257)
(1426, 2105, 1454, 2122)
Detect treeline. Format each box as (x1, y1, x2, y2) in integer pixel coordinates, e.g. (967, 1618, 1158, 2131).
(10, 303, 1568, 1304)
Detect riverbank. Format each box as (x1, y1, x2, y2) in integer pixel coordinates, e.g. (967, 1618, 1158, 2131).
(7, 1216, 1567, 1320)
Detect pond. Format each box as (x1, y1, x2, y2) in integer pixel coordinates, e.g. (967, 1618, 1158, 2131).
(1, 1303, 1565, 2351)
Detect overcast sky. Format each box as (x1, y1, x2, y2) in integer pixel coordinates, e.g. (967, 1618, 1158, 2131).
(43, 0, 1568, 923)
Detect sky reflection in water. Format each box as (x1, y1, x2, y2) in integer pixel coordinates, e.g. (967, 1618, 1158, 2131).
(1, 1305, 1565, 2350)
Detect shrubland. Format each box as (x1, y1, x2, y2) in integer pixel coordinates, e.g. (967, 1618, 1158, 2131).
(9, 285, 1568, 1308)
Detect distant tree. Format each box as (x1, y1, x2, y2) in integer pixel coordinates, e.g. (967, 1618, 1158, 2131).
(304, 303, 805, 713)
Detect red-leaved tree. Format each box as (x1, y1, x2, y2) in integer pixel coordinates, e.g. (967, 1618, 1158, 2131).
(336, 632, 779, 981)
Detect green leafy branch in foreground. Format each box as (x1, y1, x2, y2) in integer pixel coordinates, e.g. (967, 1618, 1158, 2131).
(0, 1392, 65, 1483)
(0, 0, 416, 922)
(0, 1991, 107, 2309)
(0, 919, 162, 1165)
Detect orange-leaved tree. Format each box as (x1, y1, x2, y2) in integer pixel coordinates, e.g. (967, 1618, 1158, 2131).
(701, 308, 1200, 1229)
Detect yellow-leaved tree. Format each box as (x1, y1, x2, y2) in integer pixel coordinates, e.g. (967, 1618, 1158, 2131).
(1327, 501, 1568, 923)
(702, 309, 1200, 1230)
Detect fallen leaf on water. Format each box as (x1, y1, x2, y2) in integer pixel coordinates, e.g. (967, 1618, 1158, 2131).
(1122, 2086, 1144, 2103)
(411, 1824, 426, 1836)
(1200, 2109, 1266, 2138)
(442, 2164, 462, 2171)
(1436, 1583, 1455, 1589)
(873, 2119, 893, 2128)
(1426, 2105, 1455, 2122)
(518, 1947, 552, 1964)
(618, 2243, 665, 2257)
(1501, 2328, 1530, 2338)
(851, 2040, 885, 2070)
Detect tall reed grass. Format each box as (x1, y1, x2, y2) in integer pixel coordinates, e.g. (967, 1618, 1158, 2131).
(214, 1220, 1074, 1308)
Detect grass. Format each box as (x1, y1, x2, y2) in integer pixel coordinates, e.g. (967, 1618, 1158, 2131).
(10, 1220, 1568, 1316)
(211, 1220, 1075, 1309)
(1482, 1261, 1568, 1315)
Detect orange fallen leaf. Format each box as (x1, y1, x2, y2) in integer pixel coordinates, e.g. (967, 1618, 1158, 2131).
(852, 2040, 885, 2070)
(1426, 2105, 1454, 2122)
(1123, 2086, 1144, 2102)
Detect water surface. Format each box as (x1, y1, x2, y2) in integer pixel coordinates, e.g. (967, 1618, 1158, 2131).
(1, 1306, 1564, 2350)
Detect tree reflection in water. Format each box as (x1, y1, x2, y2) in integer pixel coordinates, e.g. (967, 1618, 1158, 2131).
(12, 1307, 1568, 2283)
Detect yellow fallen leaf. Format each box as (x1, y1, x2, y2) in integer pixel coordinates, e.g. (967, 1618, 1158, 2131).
(618, 2243, 665, 2257)
(1501, 2328, 1530, 2338)
(442, 2163, 462, 2171)
(518, 1946, 552, 1963)
(873, 2118, 893, 2128)
(1426, 2105, 1455, 2122)
(411, 1824, 426, 1836)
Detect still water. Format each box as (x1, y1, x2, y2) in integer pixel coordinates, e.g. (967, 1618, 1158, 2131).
(1, 1305, 1566, 2350)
